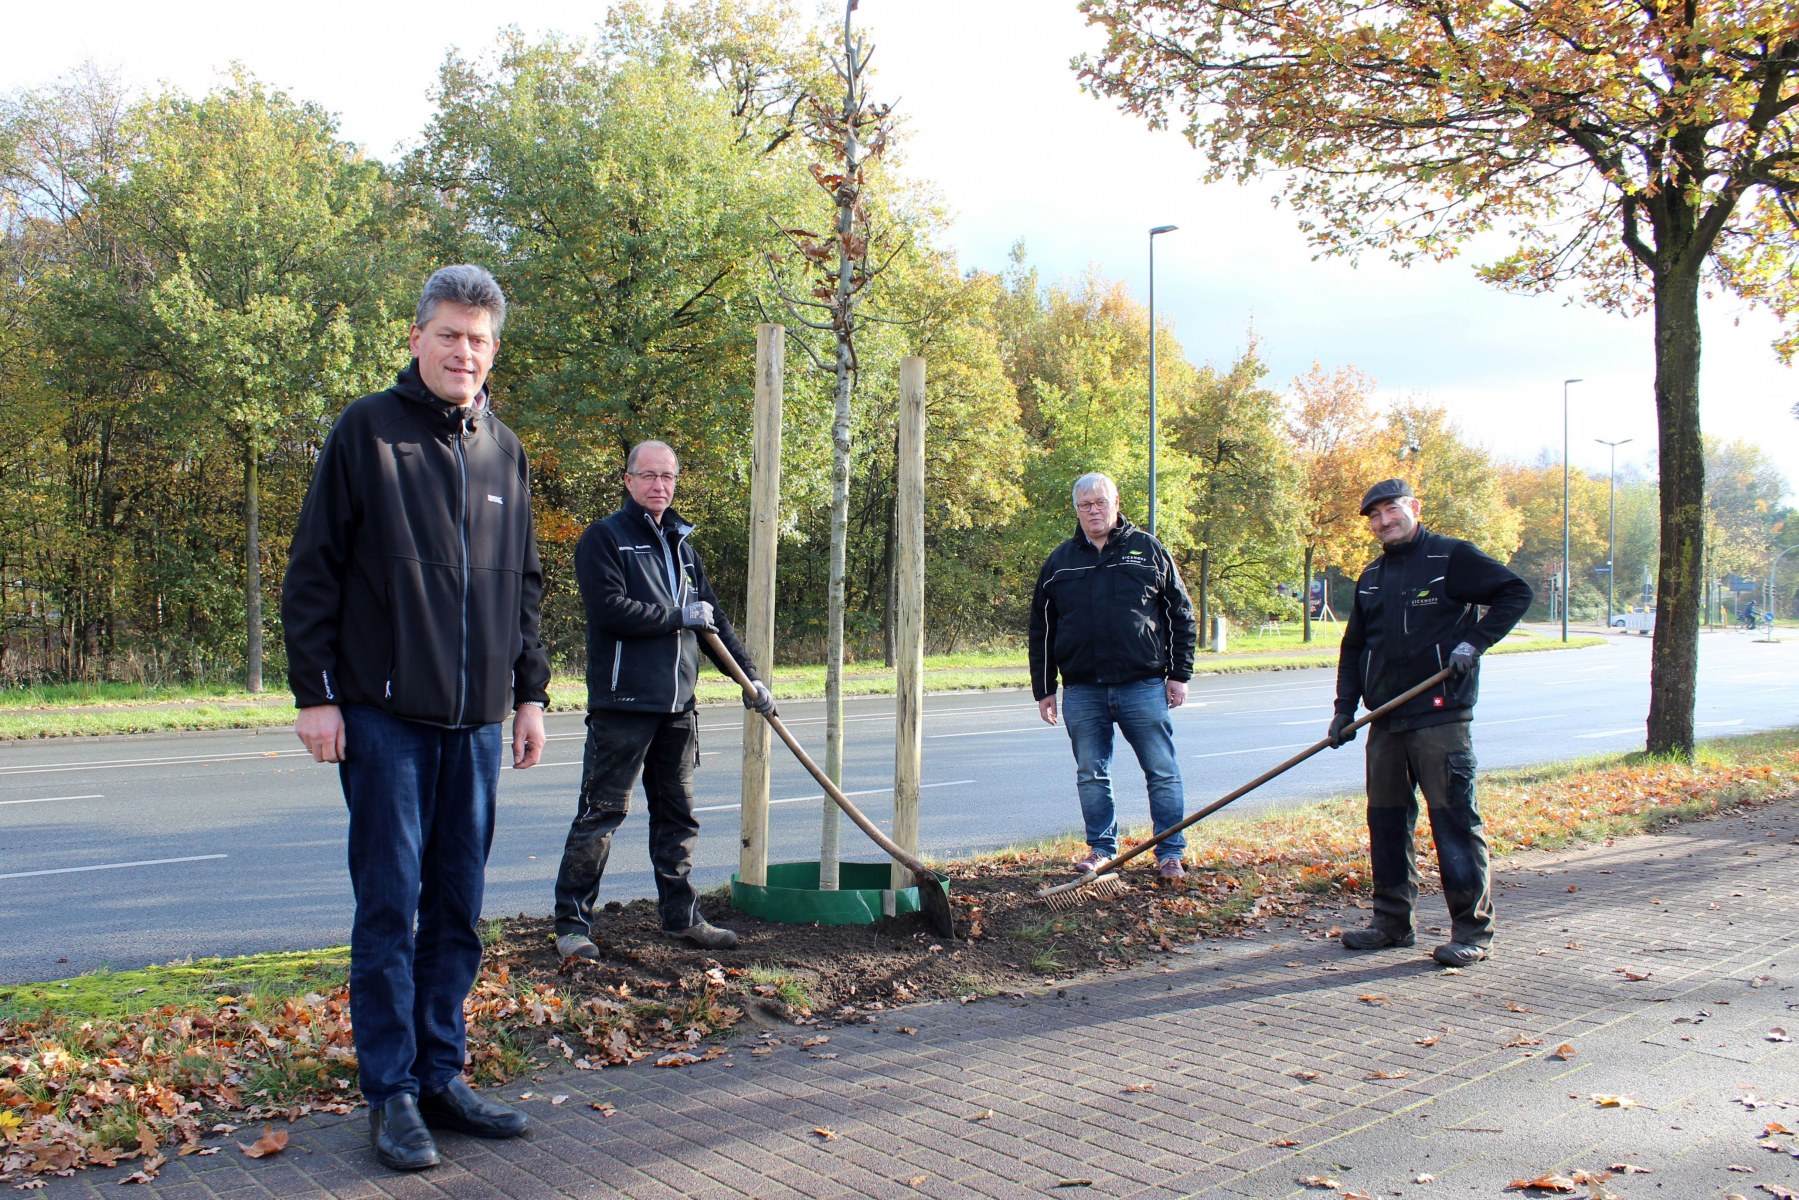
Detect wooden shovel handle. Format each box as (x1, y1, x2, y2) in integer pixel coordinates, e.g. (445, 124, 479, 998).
(700, 630, 936, 883)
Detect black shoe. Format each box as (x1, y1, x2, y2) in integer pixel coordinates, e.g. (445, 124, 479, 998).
(1340, 926, 1415, 950)
(419, 1077, 529, 1139)
(1433, 941, 1488, 967)
(675, 921, 738, 949)
(370, 1094, 440, 1171)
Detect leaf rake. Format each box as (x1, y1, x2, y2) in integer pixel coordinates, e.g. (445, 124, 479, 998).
(1037, 667, 1455, 911)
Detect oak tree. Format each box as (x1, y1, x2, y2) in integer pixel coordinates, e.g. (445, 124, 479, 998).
(1078, 0, 1799, 755)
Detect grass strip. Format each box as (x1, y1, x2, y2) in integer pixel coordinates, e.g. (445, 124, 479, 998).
(0, 632, 1604, 740)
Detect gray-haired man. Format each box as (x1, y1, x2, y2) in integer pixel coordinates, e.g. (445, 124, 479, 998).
(1029, 473, 1198, 879)
(285, 265, 543, 1171)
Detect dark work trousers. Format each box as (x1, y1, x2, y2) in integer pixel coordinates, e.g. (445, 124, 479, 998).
(553, 709, 702, 936)
(337, 704, 501, 1111)
(1365, 720, 1495, 947)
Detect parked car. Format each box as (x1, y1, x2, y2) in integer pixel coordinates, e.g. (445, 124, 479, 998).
(1611, 611, 1655, 634)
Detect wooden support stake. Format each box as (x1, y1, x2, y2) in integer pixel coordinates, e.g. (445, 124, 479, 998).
(892, 356, 926, 890)
(740, 323, 784, 888)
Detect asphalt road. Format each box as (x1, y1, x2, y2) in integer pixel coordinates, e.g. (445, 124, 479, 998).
(2, 629, 1793, 983)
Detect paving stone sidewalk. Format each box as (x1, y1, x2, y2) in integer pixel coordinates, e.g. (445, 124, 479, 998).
(44, 798, 1799, 1200)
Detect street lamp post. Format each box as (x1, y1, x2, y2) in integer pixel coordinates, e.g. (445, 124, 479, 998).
(1770, 545, 1799, 641)
(1148, 225, 1178, 538)
(1595, 436, 1632, 628)
(1562, 378, 1582, 643)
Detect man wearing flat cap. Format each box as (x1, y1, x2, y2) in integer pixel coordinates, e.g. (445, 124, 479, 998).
(1328, 479, 1533, 967)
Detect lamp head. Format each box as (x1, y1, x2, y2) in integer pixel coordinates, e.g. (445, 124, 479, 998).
(1150, 225, 1178, 235)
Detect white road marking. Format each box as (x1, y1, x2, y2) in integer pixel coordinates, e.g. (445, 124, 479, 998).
(1575, 728, 1641, 739)
(0, 794, 102, 807)
(0, 749, 311, 777)
(1192, 742, 1315, 759)
(1698, 719, 1746, 727)
(928, 726, 1053, 739)
(1475, 714, 1565, 727)
(0, 854, 227, 881)
(693, 779, 975, 814)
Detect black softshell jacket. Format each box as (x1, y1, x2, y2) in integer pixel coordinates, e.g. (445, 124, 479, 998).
(1028, 516, 1197, 700)
(1335, 526, 1533, 732)
(576, 499, 760, 713)
(281, 362, 551, 727)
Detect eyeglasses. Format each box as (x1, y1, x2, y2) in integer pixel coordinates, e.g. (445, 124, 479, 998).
(629, 471, 679, 486)
(1074, 499, 1113, 513)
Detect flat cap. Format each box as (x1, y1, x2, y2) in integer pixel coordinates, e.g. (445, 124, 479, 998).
(1359, 478, 1414, 516)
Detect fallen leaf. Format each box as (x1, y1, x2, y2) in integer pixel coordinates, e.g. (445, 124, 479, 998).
(1769, 1028, 1792, 1043)
(1359, 994, 1391, 1006)
(590, 1102, 616, 1116)
(1768, 1122, 1796, 1137)
(1549, 1043, 1578, 1060)
(906, 1177, 927, 1187)
(237, 1125, 288, 1159)
(1617, 969, 1651, 982)
(1296, 1176, 1343, 1189)
(13, 1181, 47, 1190)
(811, 1126, 839, 1141)
(1326, 926, 1342, 937)
(1054, 1180, 1094, 1188)
(802, 1036, 831, 1047)
(1731, 1164, 1756, 1172)
(1416, 1034, 1440, 1046)
(1504, 1035, 1545, 1048)
(1567, 885, 1578, 892)
(750, 1047, 773, 1056)
(1566, 941, 1584, 950)
(810, 1052, 839, 1060)
(1590, 1094, 1638, 1108)
(1121, 1083, 1155, 1094)
(1285, 961, 1304, 967)
(1367, 1069, 1411, 1079)
(1506, 1001, 1532, 1013)
(1759, 1185, 1799, 1200)
(1505, 1173, 1576, 1192)
(1272, 1137, 1301, 1147)
(1609, 1164, 1651, 1174)
(655, 1051, 701, 1067)
(968, 1109, 995, 1121)
(1414, 1174, 1435, 1183)
(1340, 1191, 1377, 1200)
(550, 1095, 568, 1106)
(1290, 1069, 1319, 1081)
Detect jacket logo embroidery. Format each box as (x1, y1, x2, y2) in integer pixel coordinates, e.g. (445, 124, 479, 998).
(487, 494, 504, 505)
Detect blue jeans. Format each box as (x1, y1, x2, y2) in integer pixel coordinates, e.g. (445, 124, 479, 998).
(1062, 680, 1187, 860)
(338, 704, 501, 1110)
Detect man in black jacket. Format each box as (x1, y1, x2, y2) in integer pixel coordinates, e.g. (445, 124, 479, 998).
(552, 440, 772, 959)
(1030, 473, 1198, 880)
(1329, 478, 1534, 967)
(283, 265, 544, 1171)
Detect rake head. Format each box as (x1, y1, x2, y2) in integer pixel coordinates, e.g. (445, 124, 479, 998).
(1038, 872, 1126, 911)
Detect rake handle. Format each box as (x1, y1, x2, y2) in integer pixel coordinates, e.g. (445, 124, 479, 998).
(699, 630, 936, 884)
(1079, 665, 1457, 879)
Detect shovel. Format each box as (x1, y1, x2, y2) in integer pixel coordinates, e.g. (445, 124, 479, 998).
(1038, 666, 1457, 909)
(699, 630, 956, 940)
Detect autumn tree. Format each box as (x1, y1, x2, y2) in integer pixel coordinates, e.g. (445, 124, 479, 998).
(1385, 401, 1522, 563)
(1077, 0, 1799, 756)
(1287, 364, 1390, 641)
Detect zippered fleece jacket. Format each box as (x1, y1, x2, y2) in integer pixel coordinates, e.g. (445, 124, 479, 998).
(282, 361, 551, 728)
(1335, 525, 1534, 732)
(576, 498, 761, 713)
(1028, 516, 1197, 701)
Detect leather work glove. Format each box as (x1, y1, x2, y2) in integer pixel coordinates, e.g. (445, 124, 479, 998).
(743, 679, 777, 717)
(680, 600, 717, 631)
(1328, 712, 1357, 748)
(1449, 641, 1479, 678)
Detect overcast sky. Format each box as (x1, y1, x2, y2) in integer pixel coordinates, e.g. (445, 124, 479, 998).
(8, 0, 1795, 486)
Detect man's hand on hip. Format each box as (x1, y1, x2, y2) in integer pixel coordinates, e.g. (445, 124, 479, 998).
(1166, 679, 1188, 708)
(513, 703, 546, 769)
(1449, 641, 1479, 678)
(296, 704, 346, 763)
(1038, 695, 1059, 726)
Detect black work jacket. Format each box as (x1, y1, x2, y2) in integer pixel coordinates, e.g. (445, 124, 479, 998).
(282, 361, 551, 727)
(1335, 526, 1533, 731)
(575, 499, 759, 712)
(1028, 516, 1197, 700)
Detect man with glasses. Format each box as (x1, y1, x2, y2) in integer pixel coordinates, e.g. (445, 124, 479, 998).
(552, 440, 774, 958)
(1030, 472, 1197, 881)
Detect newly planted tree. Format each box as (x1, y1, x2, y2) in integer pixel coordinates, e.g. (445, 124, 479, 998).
(767, 0, 898, 888)
(1079, 0, 1799, 754)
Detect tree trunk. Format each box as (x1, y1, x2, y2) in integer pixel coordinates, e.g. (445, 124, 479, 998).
(1198, 547, 1210, 648)
(1302, 544, 1314, 643)
(1645, 267, 1703, 758)
(244, 440, 263, 694)
(820, 339, 852, 890)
